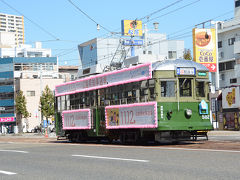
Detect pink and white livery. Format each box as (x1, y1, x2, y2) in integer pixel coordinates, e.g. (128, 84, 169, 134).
(55, 63, 152, 97)
(62, 109, 91, 130)
(105, 102, 158, 129)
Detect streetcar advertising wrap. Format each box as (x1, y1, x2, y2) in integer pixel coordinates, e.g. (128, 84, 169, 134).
(62, 109, 91, 130)
(105, 102, 158, 129)
(55, 63, 152, 96)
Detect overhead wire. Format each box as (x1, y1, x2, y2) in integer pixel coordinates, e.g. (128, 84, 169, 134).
(62, 0, 189, 64)
(0, 0, 60, 41)
(145, 0, 201, 23)
(139, 0, 184, 21)
(67, 0, 118, 36)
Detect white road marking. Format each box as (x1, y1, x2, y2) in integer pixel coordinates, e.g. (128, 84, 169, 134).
(0, 150, 29, 153)
(8, 142, 240, 154)
(70, 144, 240, 153)
(72, 154, 149, 162)
(0, 170, 17, 175)
(156, 147, 240, 153)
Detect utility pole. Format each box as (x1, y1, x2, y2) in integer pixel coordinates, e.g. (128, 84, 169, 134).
(211, 21, 223, 90)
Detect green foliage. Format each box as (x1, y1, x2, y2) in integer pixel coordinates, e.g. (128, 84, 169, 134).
(15, 90, 30, 118)
(183, 49, 192, 60)
(39, 85, 54, 120)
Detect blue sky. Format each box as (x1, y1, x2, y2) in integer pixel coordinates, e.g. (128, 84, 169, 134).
(0, 0, 234, 66)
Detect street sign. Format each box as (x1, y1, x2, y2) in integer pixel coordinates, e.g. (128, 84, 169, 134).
(123, 40, 143, 46)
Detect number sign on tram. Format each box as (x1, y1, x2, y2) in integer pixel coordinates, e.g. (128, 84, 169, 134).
(176, 67, 196, 76)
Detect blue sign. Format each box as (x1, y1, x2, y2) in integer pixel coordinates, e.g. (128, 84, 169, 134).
(123, 40, 143, 46)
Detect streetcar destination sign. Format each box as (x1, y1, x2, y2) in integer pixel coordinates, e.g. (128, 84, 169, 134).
(55, 63, 152, 96)
(176, 67, 196, 76)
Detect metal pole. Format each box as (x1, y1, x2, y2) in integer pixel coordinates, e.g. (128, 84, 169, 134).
(40, 64, 43, 132)
(214, 22, 220, 90)
(144, 24, 147, 54)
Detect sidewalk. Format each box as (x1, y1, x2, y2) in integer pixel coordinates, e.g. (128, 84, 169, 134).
(208, 130, 240, 136)
(0, 132, 57, 138)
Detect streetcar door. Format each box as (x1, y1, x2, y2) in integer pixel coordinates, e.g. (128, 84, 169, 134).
(96, 107, 106, 136)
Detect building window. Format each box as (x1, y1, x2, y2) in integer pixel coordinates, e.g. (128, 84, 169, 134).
(168, 51, 177, 59)
(230, 78, 237, 84)
(236, 0, 240, 7)
(27, 91, 35, 96)
(219, 52, 224, 59)
(219, 62, 225, 71)
(220, 74, 225, 81)
(228, 38, 235, 45)
(226, 61, 235, 70)
(218, 41, 222, 48)
(71, 75, 75, 80)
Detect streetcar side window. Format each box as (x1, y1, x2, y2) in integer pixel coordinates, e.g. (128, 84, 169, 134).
(57, 96, 61, 112)
(196, 81, 205, 97)
(161, 81, 175, 97)
(61, 95, 66, 110)
(179, 78, 192, 97)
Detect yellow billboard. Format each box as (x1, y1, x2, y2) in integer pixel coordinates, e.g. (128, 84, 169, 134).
(121, 20, 143, 37)
(192, 28, 216, 72)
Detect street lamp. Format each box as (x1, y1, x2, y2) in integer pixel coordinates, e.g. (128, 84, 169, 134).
(211, 21, 224, 90)
(143, 22, 159, 54)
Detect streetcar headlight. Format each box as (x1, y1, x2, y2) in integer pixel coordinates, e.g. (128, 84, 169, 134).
(185, 109, 192, 117)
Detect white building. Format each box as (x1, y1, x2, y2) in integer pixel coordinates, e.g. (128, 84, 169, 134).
(213, 0, 240, 88)
(0, 13, 24, 46)
(77, 33, 184, 77)
(15, 78, 64, 132)
(0, 42, 51, 58)
(0, 31, 15, 47)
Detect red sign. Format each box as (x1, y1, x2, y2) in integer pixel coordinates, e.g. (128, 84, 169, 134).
(202, 63, 216, 72)
(0, 117, 15, 122)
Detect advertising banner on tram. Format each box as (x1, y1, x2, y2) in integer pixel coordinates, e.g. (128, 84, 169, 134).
(62, 109, 91, 130)
(105, 102, 158, 129)
(55, 63, 151, 96)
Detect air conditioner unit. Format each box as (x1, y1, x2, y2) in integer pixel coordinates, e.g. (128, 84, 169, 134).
(220, 74, 225, 80)
(219, 52, 224, 59)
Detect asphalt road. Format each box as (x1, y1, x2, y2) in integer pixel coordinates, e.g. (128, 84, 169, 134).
(0, 140, 239, 180)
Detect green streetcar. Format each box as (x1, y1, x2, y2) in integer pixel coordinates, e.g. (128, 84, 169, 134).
(55, 59, 213, 143)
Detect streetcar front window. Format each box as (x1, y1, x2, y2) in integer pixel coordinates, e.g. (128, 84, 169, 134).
(179, 78, 192, 97)
(161, 81, 175, 97)
(196, 81, 205, 97)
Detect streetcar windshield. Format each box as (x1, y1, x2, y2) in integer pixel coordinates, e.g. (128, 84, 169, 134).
(161, 81, 175, 97)
(179, 78, 192, 97)
(196, 81, 205, 97)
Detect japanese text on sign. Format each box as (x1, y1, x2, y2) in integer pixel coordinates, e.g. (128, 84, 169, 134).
(105, 102, 158, 129)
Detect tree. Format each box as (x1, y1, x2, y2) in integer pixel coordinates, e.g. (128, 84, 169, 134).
(39, 85, 54, 128)
(15, 90, 30, 132)
(183, 49, 192, 60)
